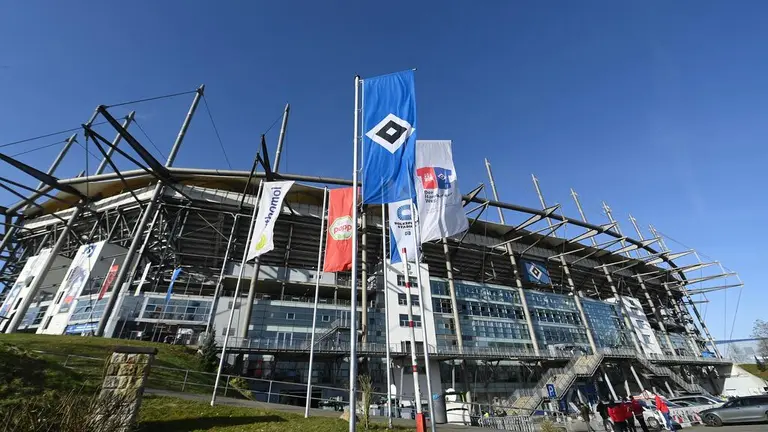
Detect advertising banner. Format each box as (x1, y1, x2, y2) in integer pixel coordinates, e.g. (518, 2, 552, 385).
(323, 187, 354, 272)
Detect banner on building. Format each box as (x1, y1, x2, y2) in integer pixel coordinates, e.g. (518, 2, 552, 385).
(0, 248, 52, 319)
(414, 140, 468, 242)
(522, 260, 551, 285)
(97, 260, 119, 300)
(58, 242, 106, 313)
(389, 199, 418, 264)
(165, 267, 182, 304)
(362, 70, 417, 204)
(323, 187, 354, 272)
(134, 262, 152, 296)
(246, 181, 294, 261)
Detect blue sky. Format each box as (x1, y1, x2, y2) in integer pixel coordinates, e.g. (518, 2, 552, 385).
(1, 2, 765, 340)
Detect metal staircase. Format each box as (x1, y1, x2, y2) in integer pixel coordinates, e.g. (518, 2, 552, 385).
(312, 316, 351, 346)
(635, 356, 708, 395)
(510, 352, 604, 414)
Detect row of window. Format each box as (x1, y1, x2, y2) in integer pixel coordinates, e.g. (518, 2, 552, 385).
(398, 314, 422, 328)
(533, 308, 581, 325)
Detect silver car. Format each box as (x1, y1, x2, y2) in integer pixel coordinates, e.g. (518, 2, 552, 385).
(699, 395, 768, 426)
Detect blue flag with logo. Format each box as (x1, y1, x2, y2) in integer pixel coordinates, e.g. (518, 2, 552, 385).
(165, 267, 182, 304)
(362, 70, 417, 204)
(522, 260, 551, 285)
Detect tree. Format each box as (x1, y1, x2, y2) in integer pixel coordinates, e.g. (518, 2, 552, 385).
(751, 319, 768, 362)
(198, 330, 218, 373)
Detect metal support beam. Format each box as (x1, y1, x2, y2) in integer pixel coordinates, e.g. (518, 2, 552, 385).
(0, 153, 86, 200)
(96, 85, 204, 337)
(360, 209, 368, 343)
(531, 176, 597, 355)
(206, 215, 239, 334)
(273, 103, 290, 172)
(570, 191, 644, 356)
(484, 159, 539, 355)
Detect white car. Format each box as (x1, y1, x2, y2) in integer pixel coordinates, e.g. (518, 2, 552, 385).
(668, 395, 724, 410)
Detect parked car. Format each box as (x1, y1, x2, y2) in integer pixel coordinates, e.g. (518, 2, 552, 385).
(699, 395, 768, 426)
(668, 394, 723, 409)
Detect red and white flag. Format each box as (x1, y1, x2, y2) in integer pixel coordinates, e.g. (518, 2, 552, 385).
(97, 261, 119, 300)
(323, 187, 354, 272)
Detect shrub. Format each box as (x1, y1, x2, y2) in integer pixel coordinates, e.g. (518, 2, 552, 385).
(228, 377, 253, 400)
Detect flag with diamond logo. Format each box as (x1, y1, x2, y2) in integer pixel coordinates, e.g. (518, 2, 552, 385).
(522, 260, 551, 285)
(362, 70, 417, 204)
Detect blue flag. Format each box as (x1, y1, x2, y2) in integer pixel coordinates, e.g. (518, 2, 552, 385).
(165, 267, 182, 304)
(362, 70, 417, 204)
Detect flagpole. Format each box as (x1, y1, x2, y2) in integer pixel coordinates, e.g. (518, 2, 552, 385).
(382, 202, 393, 428)
(410, 201, 437, 432)
(348, 75, 360, 432)
(401, 249, 424, 428)
(305, 186, 328, 418)
(211, 179, 264, 406)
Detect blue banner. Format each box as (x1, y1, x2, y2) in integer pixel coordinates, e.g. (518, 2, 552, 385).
(362, 70, 417, 204)
(165, 267, 182, 304)
(522, 260, 551, 285)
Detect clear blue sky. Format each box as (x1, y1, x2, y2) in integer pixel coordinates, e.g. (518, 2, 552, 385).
(1, 2, 765, 340)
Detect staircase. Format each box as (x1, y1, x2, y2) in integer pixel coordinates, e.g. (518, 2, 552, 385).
(635, 356, 708, 395)
(312, 316, 351, 346)
(510, 352, 605, 414)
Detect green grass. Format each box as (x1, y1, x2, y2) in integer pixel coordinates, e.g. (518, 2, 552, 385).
(740, 363, 768, 380)
(139, 396, 413, 432)
(0, 342, 94, 403)
(0, 334, 218, 394)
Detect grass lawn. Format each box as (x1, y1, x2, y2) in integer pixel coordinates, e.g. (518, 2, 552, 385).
(139, 396, 413, 432)
(0, 334, 219, 394)
(740, 364, 768, 380)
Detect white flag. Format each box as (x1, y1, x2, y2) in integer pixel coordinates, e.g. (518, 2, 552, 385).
(414, 140, 468, 242)
(246, 181, 294, 261)
(389, 199, 418, 264)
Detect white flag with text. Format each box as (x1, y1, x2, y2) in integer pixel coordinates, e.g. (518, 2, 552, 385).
(246, 181, 294, 261)
(414, 140, 468, 242)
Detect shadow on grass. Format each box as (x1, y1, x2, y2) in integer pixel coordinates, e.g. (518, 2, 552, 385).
(140, 415, 285, 431)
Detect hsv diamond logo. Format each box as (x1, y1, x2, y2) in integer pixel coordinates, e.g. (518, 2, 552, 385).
(417, 167, 452, 190)
(365, 113, 414, 154)
(529, 264, 543, 281)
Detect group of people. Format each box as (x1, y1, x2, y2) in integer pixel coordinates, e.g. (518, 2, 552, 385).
(579, 394, 672, 432)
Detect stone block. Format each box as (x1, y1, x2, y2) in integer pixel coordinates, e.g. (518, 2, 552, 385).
(111, 353, 127, 364)
(105, 364, 121, 376)
(118, 364, 138, 377)
(102, 376, 121, 389)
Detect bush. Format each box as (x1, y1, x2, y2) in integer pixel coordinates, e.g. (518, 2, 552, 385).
(228, 377, 253, 400)
(359, 374, 373, 429)
(197, 331, 218, 373)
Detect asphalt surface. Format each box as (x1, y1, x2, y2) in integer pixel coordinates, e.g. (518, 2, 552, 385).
(684, 425, 768, 432)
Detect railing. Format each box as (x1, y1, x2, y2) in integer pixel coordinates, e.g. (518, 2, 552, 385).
(635, 356, 708, 395)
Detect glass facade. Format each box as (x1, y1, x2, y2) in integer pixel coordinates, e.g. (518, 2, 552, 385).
(69, 298, 109, 322)
(142, 297, 212, 322)
(581, 298, 632, 349)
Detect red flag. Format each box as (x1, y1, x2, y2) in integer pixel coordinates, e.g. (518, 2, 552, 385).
(323, 187, 354, 272)
(97, 262, 119, 300)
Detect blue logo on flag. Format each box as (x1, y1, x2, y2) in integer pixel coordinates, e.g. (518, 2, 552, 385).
(523, 260, 551, 285)
(362, 70, 417, 204)
(417, 167, 452, 190)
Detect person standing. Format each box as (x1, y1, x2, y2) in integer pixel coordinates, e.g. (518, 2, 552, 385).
(579, 402, 596, 432)
(629, 396, 649, 432)
(622, 398, 636, 432)
(596, 400, 610, 431)
(607, 401, 627, 432)
(655, 394, 671, 430)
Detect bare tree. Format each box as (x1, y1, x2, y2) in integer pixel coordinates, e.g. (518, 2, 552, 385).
(751, 319, 768, 360)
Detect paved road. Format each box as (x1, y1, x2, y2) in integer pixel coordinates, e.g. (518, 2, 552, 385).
(684, 424, 767, 432)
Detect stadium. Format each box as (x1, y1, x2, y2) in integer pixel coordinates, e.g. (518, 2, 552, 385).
(0, 86, 757, 418)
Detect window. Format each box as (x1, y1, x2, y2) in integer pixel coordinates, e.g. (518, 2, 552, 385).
(54, 291, 64, 305)
(42, 316, 52, 331)
(286, 313, 295, 320)
(643, 335, 651, 344)
(221, 327, 235, 336)
(321, 315, 331, 322)
(396, 275, 418, 287)
(398, 293, 419, 306)
(227, 301, 240, 309)
(399, 314, 422, 327)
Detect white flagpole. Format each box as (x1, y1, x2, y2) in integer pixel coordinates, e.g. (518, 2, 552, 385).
(211, 180, 264, 406)
(305, 186, 328, 418)
(382, 202, 393, 428)
(348, 75, 360, 432)
(402, 250, 424, 423)
(410, 201, 437, 432)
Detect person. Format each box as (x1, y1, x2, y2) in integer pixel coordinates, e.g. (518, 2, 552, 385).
(596, 400, 609, 431)
(579, 402, 596, 432)
(655, 394, 671, 430)
(622, 398, 636, 432)
(629, 396, 649, 432)
(607, 401, 627, 432)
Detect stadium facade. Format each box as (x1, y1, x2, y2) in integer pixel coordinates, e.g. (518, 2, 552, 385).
(0, 88, 749, 412)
